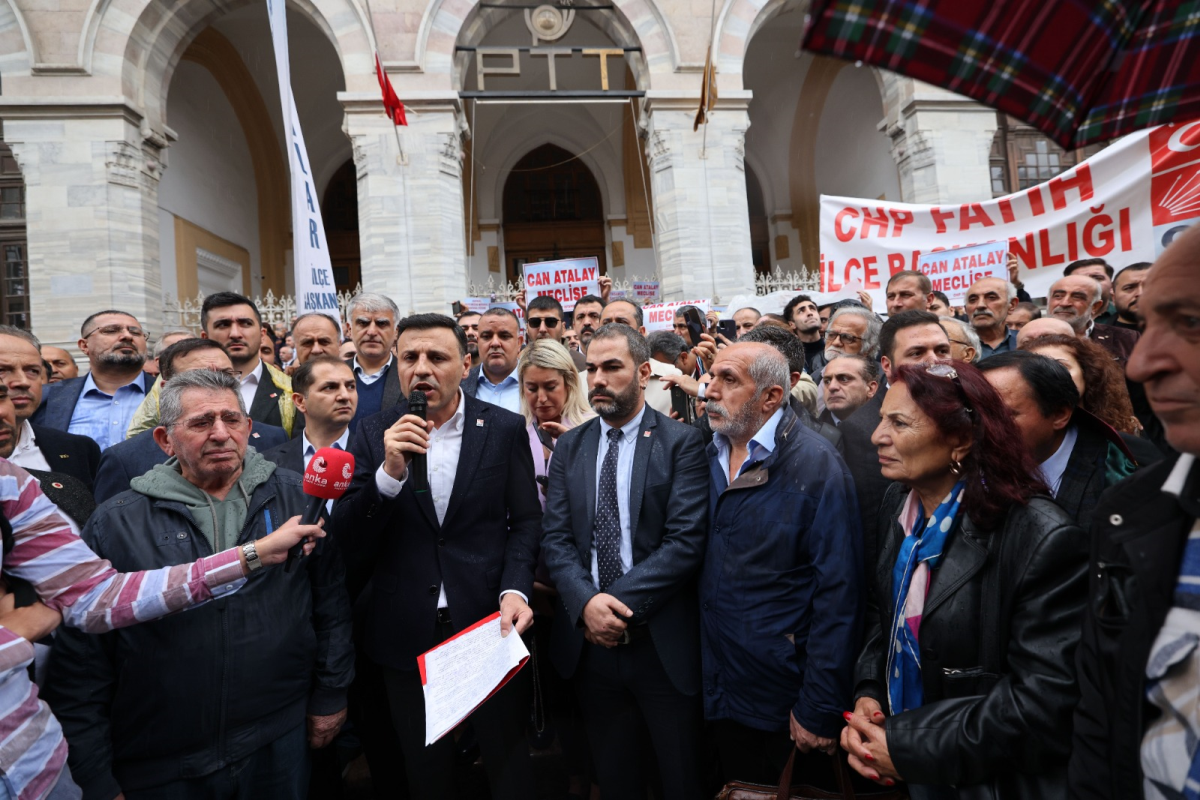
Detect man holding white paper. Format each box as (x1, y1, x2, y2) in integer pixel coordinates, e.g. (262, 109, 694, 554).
(332, 313, 541, 800)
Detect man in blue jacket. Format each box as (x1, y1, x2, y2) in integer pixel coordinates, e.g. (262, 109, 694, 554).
(700, 342, 864, 787)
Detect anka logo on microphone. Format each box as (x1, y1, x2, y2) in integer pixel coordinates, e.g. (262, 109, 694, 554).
(312, 456, 327, 474)
(342, 462, 353, 480)
(304, 451, 353, 496)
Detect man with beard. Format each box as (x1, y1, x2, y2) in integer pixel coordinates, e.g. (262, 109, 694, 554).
(699, 342, 862, 788)
(965, 276, 1019, 359)
(1065, 258, 1118, 325)
(814, 305, 880, 395)
(456, 310, 482, 366)
(784, 294, 825, 374)
(571, 294, 605, 350)
(33, 309, 155, 450)
(333, 313, 540, 800)
(1048, 275, 1141, 364)
(541, 323, 709, 800)
(1112, 263, 1150, 331)
(0, 325, 101, 487)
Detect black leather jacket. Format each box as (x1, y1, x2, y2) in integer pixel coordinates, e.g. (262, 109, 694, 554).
(855, 483, 1087, 799)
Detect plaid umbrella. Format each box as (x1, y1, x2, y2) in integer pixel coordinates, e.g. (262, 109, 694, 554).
(802, 0, 1200, 150)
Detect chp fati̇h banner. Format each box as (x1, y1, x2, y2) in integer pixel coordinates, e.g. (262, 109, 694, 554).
(266, 0, 340, 326)
(820, 122, 1200, 306)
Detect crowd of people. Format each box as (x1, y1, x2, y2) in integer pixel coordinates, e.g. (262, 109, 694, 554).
(0, 228, 1190, 800)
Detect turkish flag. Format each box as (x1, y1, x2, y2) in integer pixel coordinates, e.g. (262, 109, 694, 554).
(376, 53, 407, 126)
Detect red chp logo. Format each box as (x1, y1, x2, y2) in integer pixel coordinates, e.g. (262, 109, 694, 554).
(1149, 121, 1200, 253)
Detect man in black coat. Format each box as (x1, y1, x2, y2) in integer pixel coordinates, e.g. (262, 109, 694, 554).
(1070, 224, 1200, 799)
(332, 313, 540, 800)
(92, 340, 287, 503)
(541, 323, 709, 800)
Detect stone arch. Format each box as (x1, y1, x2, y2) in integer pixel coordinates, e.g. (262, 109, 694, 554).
(91, 0, 374, 136)
(0, 1, 37, 75)
(415, 0, 679, 91)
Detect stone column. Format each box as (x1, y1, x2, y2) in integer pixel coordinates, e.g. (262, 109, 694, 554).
(1, 103, 167, 350)
(881, 74, 999, 204)
(343, 93, 468, 315)
(642, 93, 756, 303)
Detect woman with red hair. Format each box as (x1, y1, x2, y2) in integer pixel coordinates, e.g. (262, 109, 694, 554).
(841, 361, 1086, 799)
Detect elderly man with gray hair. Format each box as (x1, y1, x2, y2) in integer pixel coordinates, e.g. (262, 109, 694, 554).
(346, 292, 401, 431)
(824, 306, 881, 363)
(47, 368, 353, 800)
(939, 316, 982, 363)
(965, 276, 1020, 358)
(699, 342, 863, 789)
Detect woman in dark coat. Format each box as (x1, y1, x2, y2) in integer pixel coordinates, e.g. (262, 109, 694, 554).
(841, 361, 1087, 799)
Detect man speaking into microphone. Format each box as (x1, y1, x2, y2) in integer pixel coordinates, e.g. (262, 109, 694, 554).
(333, 313, 542, 800)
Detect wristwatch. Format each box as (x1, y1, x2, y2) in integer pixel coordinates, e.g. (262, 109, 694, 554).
(241, 541, 264, 572)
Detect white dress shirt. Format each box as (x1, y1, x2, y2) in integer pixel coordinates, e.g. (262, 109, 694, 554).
(590, 403, 646, 589)
(1037, 424, 1079, 498)
(239, 361, 264, 414)
(7, 421, 50, 472)
(353, 354, 393, 385)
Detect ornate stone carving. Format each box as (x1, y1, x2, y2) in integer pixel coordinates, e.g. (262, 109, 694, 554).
(106, 141, 163, 189)
(438, 132, 463, 178)
(648, 129, 671, 173)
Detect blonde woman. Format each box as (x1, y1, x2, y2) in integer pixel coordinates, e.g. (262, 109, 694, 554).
(518, 339, 593, 505)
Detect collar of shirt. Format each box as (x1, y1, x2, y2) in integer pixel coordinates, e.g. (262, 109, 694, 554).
(14, 420, 36, 451)
(1164, 453, 1198, 498)
(1038, 423, 1079, 498)
(714, 405, 784, 480)
(1085, 320, 1096, 339)
(478, 366, 519, 390)
(81, 371, 147, 398)
(598, 402, 646, 446)
(353, 354, 393, 384)
(240, 360, 263, 388)
(433, 388, 468, 436)
(301, 428, 350, 467)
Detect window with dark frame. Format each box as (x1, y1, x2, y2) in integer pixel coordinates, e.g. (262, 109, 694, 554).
(0, 131, 29, 330)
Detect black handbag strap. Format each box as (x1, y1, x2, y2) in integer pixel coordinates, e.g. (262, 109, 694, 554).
(775, 749, 857, 800)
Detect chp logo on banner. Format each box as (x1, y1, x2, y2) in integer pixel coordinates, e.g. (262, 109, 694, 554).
(265, 0, 339, 326)
(819, 122, 1200, 307)
(642, 299, 711, 333)
(523, 257, 601, 311)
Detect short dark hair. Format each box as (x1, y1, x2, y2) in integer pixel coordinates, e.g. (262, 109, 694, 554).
(1114, 262, 1151, 284)
(589, 323, 650, 365)
(456, 309, 481, 322)
(647, 330, 686, 363)
(887, 270, 932, 294)
(978, 350, 1080, 418)
(931, 291, 951, 308)
(292, 355, 353, 396)
(825, 353, 882, 384)
(1012, 301, 1042, 319)
(603, 299, 644, 329)
(1064, 258, 1113, 279)
(395, 313, 469, 357)
(739, 325, 806, 375)
(201, 292, 262, 330)
(80, 310, 140, 338)
(879, 309, 942, 361)
(292, 312, 341, 338)
(782, 294, 816, 323)
(573, 294, 606, 310)
(159, 338, 227, 381)
(527, 296, 565, 317)
(481, 307, 521, 328)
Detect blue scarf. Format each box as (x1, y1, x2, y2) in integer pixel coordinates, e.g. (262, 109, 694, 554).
(887, 482, 967, 716)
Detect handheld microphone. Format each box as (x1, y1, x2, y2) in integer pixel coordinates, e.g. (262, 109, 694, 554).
(408, 390, 428, 494)
(287, 447, 355, 572)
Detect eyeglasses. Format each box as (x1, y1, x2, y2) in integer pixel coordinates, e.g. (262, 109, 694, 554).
(527, 317, 561, 329)
(171, 411, 249, 434)
(826, 331, 863, 345)
(926, 363, 974, 414)
(948, 339, 972, 348)
(83, 324, 146, 339)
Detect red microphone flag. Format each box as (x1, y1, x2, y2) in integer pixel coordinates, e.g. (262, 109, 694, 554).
(375, 53, 408, 127)
(303, 447, 355, 501)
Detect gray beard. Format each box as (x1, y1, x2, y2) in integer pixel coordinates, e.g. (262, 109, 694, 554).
(707, 396, 763, 441)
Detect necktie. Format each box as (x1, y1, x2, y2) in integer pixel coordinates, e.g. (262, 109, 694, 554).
(595, 428, 625, 592)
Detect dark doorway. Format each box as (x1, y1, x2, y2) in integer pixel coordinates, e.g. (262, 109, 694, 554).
(322, 159, 360, 293)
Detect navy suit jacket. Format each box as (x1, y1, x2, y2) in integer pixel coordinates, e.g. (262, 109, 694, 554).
(28, 425, 102, 490)
(32, 372, 155, 432)
(540, 405, 709, 695)
(91, 422, 288, 504)
(260, 435, 305, 475)
(331, 392, 542, 671)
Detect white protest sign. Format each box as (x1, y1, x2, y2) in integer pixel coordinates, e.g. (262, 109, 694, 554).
(819, 124, 1200, 306)
(632, 281, 660, 300)
(642, 299, 711, 333)
(523, 257, 600, 311)
(266, 0, 339, 325)
(915, 242, 1008, 305)
(461, 297, 490, 314)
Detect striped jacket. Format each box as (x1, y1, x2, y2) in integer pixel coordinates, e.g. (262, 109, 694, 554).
(0, 458, 247, 800)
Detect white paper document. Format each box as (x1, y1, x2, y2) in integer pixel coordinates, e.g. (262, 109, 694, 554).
(418, 611, 530, 745)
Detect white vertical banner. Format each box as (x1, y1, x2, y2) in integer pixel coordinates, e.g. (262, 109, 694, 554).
(266, 0, 340, 325)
